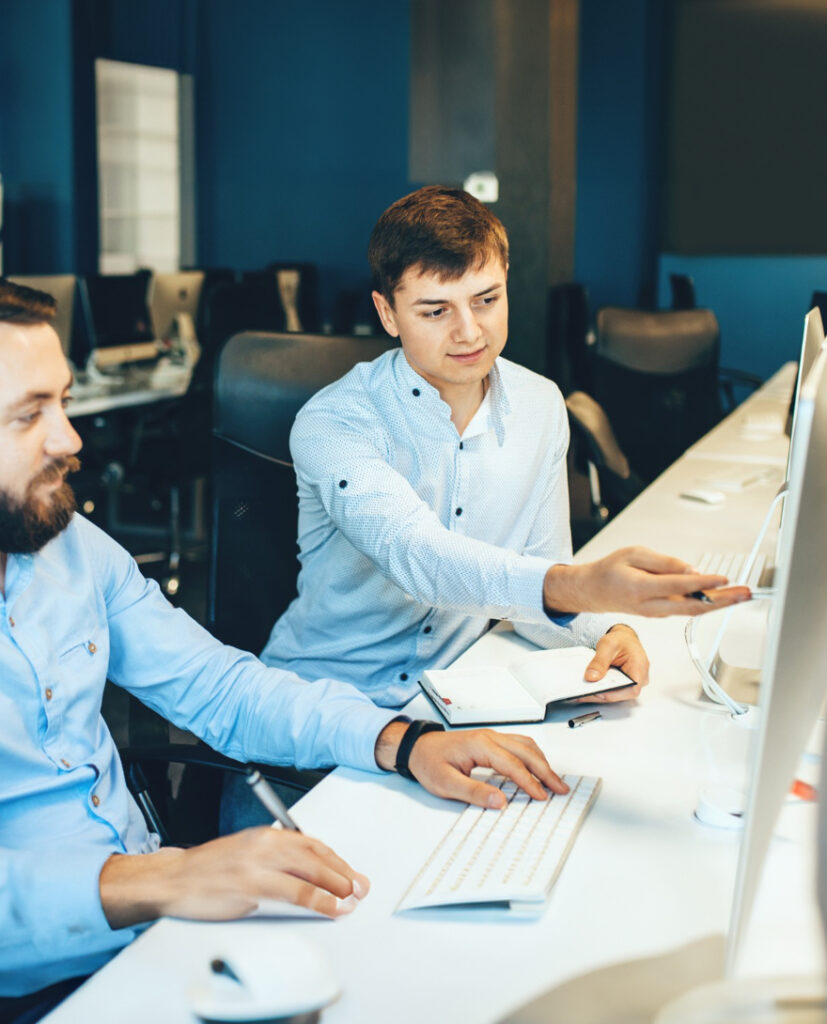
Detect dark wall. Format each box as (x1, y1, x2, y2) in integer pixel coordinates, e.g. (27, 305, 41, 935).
(0, 0, 76, 273)
(665, 0, 827, 254)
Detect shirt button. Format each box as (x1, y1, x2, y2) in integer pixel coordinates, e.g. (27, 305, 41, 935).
(88, 641, 97, 654)
(8, 617, 15, 628)
(459, 442, 464, 451)
(60, 758, 71, 768)
(400, 672, 409, 681)
(45, 688, 53, 701)
(339, 480, 348, 489)
(423, 625, 432, 634)
(91, 795, 100, 808)
(412, 388, 420, 397)
(455, 507, 463, 516)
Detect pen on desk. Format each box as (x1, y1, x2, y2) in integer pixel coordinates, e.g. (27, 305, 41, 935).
(245, 767, 302, 832)
(568, 710, 602, 729)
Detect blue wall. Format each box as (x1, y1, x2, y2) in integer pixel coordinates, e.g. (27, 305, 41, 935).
(574, 0, 655, 312)
(196, 0, 412, 321)
(0, 0, 76, 273)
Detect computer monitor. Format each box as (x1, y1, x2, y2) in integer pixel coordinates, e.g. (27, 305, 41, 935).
(148, 270, 205, 340)
(8, 274, 77, 358)
(785, 307, 825, 466)
(77, 270, 157, 368)
(726, 344, 827, 974)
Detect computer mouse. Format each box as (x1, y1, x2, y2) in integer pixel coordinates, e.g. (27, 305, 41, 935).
(678, 488, 727, 506)
(189, 932, 340, 1023)
(693, 785, 745, 830)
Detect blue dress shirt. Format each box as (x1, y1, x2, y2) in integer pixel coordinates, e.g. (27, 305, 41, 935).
(261, 350, 615, 706)
(0, 515, 397, 996)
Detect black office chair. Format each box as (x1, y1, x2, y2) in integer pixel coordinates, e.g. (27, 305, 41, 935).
(546, 282, 595, 395)
(810, 290, 827, 330)
(209, 330, 398, 652)
(592, 308, 727, 482)
(565, 390, 646, 533)
(241, 263, 321, 335)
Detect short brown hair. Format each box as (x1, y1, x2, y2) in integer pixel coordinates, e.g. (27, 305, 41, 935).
(368, 185, 509, 304)
(0, 278, 57, 326)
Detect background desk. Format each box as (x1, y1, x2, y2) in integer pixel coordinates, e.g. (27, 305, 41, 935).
(46, 362, 824, 1024)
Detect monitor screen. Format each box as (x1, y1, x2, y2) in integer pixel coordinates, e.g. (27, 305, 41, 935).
(727, 344, 827, 973)
(80, 272, 155, 350)
(8, 274, 77, 358)
(148, 270, 205, 340)
(786, 307, 825, 465)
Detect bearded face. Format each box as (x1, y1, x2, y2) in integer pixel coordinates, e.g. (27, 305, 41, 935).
(0, 455, 80, 554)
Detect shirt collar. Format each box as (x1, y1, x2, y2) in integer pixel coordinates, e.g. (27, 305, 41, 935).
(391, 350, 511, 445)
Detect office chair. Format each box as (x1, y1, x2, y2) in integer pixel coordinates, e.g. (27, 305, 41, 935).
(592, 308, 725, 482)
(209, 329, 398, 653)
(669, 272, 697, 311)
(565, 390, 646, 531)
(810, 290, 827, 330)
(546, 282, 596, 395)
(241, 263, 321, 334)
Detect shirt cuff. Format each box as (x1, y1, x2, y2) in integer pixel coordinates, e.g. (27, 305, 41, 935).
(507, 555, 576, 625)
(15, 845, 134, 961)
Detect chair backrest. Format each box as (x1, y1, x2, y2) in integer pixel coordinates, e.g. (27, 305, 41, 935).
(546, 282, 594, 395)
(593, 308, 722, 482)
(209, 330, 397, 653)
(669, 272, 696, 310)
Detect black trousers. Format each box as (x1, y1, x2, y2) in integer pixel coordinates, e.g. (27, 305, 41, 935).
(0, 976, 89, 1024)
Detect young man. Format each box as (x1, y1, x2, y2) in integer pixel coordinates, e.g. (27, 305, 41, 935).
(0, 279, 574, 1004)
(261, 186, 747, 705)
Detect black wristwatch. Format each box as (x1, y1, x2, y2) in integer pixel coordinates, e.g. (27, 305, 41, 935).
(395, 720, 446, 780)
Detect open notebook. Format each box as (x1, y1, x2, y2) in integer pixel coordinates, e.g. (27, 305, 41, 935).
(420, 645, 630, 725)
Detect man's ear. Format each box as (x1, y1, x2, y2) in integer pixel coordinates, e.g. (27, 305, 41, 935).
(371, 290, 400, 338)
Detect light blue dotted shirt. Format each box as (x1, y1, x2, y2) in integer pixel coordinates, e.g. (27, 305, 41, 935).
(261, 349, 615, 706)
(0, 515, 396, 996)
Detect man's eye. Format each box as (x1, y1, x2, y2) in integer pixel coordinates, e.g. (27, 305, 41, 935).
(476, 295, 498, 307)
(61, 396, 73, 409)
(18, 412, 40, 425)
(423, 307, 446, 319)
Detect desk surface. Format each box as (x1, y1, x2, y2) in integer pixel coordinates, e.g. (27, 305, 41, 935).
(47, 362, 824, 1024)
(68, 363, 192, 418)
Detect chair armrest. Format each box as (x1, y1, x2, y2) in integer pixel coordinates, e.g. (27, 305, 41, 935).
(120, 743, 330, 795)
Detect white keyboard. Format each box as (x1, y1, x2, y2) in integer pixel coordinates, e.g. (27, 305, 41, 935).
(696, 550, 771, 591)
(396, 772, 600, 916)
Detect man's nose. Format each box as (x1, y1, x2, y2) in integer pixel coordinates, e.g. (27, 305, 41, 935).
(46, 410, 83, 458)
(452, 306, 483, 345)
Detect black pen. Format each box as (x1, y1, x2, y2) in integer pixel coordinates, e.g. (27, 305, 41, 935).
(687, 590, 715, 604)
(245, 767, 302, 832)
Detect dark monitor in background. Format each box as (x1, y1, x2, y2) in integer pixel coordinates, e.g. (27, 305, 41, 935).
(77, 270, 157, 368)
(809, 290, 827, 331)
(9, 274, 77, 358)
(241, 263, 320, 334)
(726, 344, 827, 976)
(148, 270, 205, 340)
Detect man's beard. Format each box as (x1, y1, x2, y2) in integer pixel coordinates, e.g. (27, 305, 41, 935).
(0, 456, 81, 554)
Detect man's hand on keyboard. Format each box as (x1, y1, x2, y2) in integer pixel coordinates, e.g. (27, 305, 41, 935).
(376, 722, 568, 808)
(542, 546, 752, 618)
(573, 623, 649, 703)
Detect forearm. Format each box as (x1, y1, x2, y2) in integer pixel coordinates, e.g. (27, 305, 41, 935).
(374, 720, 408, 772)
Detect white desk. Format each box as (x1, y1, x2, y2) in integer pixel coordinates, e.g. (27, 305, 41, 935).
(46, 361, 824, 1024)
(68, 364, 193, 419)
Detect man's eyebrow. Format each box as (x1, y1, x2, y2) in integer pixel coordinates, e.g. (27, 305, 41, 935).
(411, 283, 503, 306)
(4, 375, 73, 415)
